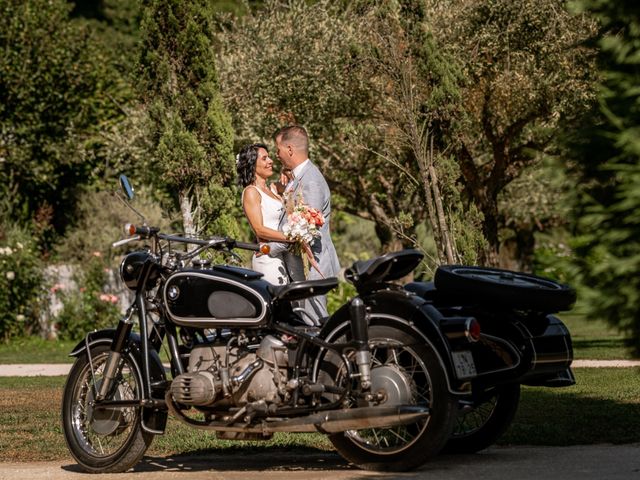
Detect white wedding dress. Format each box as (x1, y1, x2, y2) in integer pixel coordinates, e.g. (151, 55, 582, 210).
(243, 186, 289, 285)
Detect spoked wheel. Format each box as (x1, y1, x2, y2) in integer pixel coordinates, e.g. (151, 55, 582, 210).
(318, 323, 456, 471)
(62, 344, 153, 473)
(444, 383, 520, 454)
(434, 265, 576, 312)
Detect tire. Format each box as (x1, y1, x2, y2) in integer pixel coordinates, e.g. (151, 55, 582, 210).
(318, 323, 457, 471)
(62, 344, 153, 473)
(434, 265, 576, 312)
(444, 383, 520, 454)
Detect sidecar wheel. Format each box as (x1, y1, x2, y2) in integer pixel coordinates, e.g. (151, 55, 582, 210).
(444, 383, 520, 454)
(62, 344, 153, 473)
(321, 324, 456, 471)
(434, 265, 576, 312)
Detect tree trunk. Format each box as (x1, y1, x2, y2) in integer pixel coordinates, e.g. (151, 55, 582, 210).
(179, 190, 196, 236)
(498, 228, 535, 272)
(374, 222, 406, 253)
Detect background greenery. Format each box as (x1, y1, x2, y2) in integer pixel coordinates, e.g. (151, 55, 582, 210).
(0, 0, 638, 354)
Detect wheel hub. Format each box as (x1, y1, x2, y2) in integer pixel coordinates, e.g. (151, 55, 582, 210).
(370, 364, 414, 406)
(87, 382, 125, 436)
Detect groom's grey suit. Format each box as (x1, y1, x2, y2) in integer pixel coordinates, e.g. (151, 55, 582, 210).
(278, 160, 340, 323)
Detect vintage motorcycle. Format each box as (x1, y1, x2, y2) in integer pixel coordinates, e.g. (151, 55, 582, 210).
(61, 176, 576, 473)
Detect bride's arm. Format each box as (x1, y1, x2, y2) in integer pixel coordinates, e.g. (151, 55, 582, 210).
(243, 187, 288, 242)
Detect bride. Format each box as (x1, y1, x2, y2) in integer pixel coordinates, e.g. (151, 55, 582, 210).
(236, 143, 290, 285)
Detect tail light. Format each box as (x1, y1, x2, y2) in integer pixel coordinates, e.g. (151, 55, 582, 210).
(440, 317, 481, 343)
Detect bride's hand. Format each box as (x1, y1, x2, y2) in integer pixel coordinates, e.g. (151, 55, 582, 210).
(273, 168, 293, 195)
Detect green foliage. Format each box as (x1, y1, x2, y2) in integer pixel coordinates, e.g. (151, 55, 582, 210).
(0, 0, 128, 249)
(54, 186, 174, 265)
(570, 0, 640, 355)
(330, 212, 380, 267)
(56, 254, 121, 341)
(425, 0, 598, 265)
(139, 0, 236, 236)
(0, 223, 44, 341)
(327, 282, 357, 316)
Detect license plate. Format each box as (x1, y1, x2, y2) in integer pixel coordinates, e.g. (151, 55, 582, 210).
(452, 351, 477, 379)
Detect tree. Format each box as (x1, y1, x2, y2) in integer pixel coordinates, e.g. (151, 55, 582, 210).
(138, 0, 235, 236)
(0, 0, 123, 250)
(217, 0, 428, 254)
(218, 0, 485, 267)
(424, 0, 597, 266)
(570, 0, 640, 355)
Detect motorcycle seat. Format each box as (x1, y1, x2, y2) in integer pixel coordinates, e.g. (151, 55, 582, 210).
(346, 249, 423, 286)
(269, 277, 339, 302)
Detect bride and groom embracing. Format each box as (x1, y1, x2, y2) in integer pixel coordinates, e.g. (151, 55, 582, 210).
(236, 125, 341, 325)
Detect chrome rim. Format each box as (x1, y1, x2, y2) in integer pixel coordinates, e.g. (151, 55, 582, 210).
(340, 338, 432, 455)
(69, 351, 140, 458)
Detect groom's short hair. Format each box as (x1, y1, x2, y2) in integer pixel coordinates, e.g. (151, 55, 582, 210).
(275, 125, 309, 154)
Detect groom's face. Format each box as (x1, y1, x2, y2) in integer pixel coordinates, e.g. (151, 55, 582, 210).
(275, 135, 292, 169)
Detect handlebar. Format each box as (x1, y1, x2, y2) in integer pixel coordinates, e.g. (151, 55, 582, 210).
(117, 224, 270, 254)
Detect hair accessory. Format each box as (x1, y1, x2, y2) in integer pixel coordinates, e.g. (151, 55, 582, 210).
(235, 153, 240, 166)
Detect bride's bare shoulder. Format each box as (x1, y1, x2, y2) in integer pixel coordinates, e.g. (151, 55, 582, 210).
(242, 185, 260, 203)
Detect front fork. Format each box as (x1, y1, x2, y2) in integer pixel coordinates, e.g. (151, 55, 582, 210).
(95, 307, 135, 401)
(350, 297, 372, 390)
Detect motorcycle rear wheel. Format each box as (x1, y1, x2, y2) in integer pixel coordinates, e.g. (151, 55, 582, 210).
(444, 383, 520, 454)
(321, 324, 456, 471)
(62, 344, 153, 473)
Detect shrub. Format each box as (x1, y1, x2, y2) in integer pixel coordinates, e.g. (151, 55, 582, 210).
(0, 224, 44, 341)
(56, 253, 121, 341)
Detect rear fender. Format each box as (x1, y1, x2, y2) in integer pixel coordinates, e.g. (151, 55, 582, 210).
(69, 328, 168, 434)
(321, 289, 468, 395)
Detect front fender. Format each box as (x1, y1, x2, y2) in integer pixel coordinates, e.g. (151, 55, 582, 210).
(321, 289, 467, 395)
(69, 329, 168, 434)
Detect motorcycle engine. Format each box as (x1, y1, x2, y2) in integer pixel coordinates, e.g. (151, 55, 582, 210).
(170, 334, 289, 408)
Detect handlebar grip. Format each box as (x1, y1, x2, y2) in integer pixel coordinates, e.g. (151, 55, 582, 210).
(124, 224, 158, 238)
(233, 240, 265, 253)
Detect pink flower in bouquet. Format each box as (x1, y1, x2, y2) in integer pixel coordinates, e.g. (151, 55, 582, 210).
(283, 203, 322, 245)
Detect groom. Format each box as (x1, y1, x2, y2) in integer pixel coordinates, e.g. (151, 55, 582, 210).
(274, 125, 340, 324)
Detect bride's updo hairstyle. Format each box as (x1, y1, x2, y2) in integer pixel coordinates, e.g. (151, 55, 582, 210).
(236, 143, 268, 188)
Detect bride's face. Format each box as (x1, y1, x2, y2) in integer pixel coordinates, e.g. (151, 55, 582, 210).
(254, 147, 274, 181)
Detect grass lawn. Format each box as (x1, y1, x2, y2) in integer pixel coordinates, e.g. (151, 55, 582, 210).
(1, 368, 638, 462)
(558, 312, 633, 360)
(0, 337, 77, 364)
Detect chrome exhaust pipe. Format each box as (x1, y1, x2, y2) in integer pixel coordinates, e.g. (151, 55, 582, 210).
(166, 393, 429, 434)
(266, 405, 430, 433)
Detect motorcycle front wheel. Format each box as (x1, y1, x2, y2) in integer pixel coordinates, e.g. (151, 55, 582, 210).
(61, 344, 153, 473)
(320, 323, 457, 471)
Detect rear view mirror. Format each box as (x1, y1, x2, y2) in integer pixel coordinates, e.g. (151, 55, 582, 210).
(119, 175, 134, 200)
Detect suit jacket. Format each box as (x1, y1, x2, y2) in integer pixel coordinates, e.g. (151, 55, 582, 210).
(278, 160, 340, 281)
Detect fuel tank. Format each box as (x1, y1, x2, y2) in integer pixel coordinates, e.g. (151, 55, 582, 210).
(163, 266, 272, 328)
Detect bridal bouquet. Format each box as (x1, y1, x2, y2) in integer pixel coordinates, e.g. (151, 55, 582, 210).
(282, 204, 324, 244)
(283, 192, 325, 277)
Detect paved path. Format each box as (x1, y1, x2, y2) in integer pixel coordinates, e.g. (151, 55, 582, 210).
(0, 444, 638, 480)
(2, 360, 639, 376)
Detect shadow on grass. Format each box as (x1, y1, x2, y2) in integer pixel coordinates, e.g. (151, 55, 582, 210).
(501, 386, 640, 446)
(572, 337, 626, 350)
